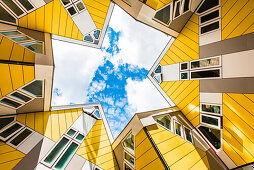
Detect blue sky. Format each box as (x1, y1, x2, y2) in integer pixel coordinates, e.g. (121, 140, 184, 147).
(52, 5, 171, 138)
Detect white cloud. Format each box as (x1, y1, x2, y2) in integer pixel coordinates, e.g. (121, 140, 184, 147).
(51, 40, 105, 106)
(125, 78, 170, 115)
(108, 5, 171, 70)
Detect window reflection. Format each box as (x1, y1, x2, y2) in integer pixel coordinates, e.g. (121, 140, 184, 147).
(122, 133, 134, 155)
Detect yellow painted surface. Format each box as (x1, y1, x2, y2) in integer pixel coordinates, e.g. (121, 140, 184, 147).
(135, 129, 165, 170)
(147, 124, 210, 170)
(0, 37, 13, 60)
(0, 64, 13, 96)
(160, 14, 199, 66)
(223, 93, 254, 166)
(23, 65, 34, 84)
(160, 80, 200, 127)
(143, 0, 173, 10)
(222, 0, 254, 40)
(83, 0, 111, 29)
(77, 120, 118, 170)
(17, 108, 83, 142)
(0, 141, 25, 169)
(9, 65, 24, 90)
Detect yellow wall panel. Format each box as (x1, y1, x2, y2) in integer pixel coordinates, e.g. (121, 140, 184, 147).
(9, 64, 24, 90)
(26, 112, 35, 129)
(0, 64, 13, 96)
(189, 156, 209, 170)
(52, 0, 61, 35)
(10, 43, 25, 62)
(36, 6, 45, 32)
(0, 37, 14, 60)
(18, 15, 28, 28)
(51, 111, 60, 142)
(35, 112, 44, 135)
(17, 113, 26, 125)
(71, 24, 79, 40)
(23, 49, 35, 63)
(65, 16, 74, 38)
(44, 2, 53, 33)
(27, 11, 36, 30)
(58, 6, 68, 37)
(44, 111, 52, 139)
(23, 65, 34, 84)
(58, 110, 67, 137)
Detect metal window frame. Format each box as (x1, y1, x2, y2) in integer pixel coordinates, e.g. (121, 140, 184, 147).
(14, 0, 36, 13)
(152, 2, 173, 27)
(0, 115, 16, 130)
(91, 109, 101, 119)
(0, 121, 25, 141)
(8, 90, 33, 103)
(10, 35, 32, 43)
(74, 0, 86, 13)
(181, 0, 191, 14)
(21, 40, 45, 54)
(200, 113, 221, 129)
(123, 160, 135, 170)
(7, 126, 34, 148)
(180, 61, 189, 71)
(65, 127, 79, 139)
(0, 29, 22, 37)
(0, 96, 24, 109)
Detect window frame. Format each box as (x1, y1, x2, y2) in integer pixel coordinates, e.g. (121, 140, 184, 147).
(200, 113, 221, 129)
(19, 79, 45, 98)
(199, 7, 221, 26)
(200, 103, 222, 116)
(153, 114, 173, 132)
(0, 3, 18, 25)
(8, 90, 32, 103)
(0, 0, 26, 18)
(0, 96, 24, 109)
(173, 0, 183, 20)
(0, 121, 25, 141)
(123, 151, 135, 169)
(199, 18, 221, 36)
(180, 61, 189, 71)
(173, 119, 183, 138)
(74, 0, 86, 13)
(122, 131, 135, 156)
(7, 126, 34, 148)
(190, 67, 221, 80)
(183, 126, 193, 144)
(190, 56, 221, 71)
(180, 71, 189, 80)
(0, 30, 22, 37)
(152, 2, 173, 27)
(123, 161, 135, 170)
(92, 109, 101, 119)
(21, 40, 45, 54)
(15, 0, 35, 13)
(0, 115, 16, 130)
(66, 127, 79, 139)
(181, 0, 191, 14)
(196, 0, 221, 16)
(10, 34, 32, 43)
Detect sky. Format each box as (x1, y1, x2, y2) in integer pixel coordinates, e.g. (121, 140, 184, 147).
(52, 5, 172, 138)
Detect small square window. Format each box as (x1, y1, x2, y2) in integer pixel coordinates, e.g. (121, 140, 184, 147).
(181, 63, 188, 70)
(67, 6, 77, 16)
(76, 2, 85, 11)
(181, 72, 188, 80)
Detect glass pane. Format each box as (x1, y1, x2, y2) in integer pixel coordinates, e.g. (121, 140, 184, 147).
(75, 133, 84, 142)
(54, 142, 78, 169)
(191, 69, 220, 79)
(197, 0, 219, 14)
(84, 34, 93, 42)
(21, 80, 43, 97)
(2, 0, 24, 16)
(154, 115, 171, 130)
(61, 0, 70, 5)
(22, 41, 43, 54)
(181, 63, 188, 70)
(175, 122, 182, 136)
(0, 31, 20, 36)
(17, 0, 34, 11)
(184, 128, 192, 143)
(125, 152, 134, 166)
(174, 1, 181, 18)
(67, 129, 76, 137)
(43, 137, 70, 165)
(154, 74, 161, 83)
(0, 5, 16, 23)
(67, 6, 77, 16)
(125, 163, 132, 170)
(123, 133, 134, 155)
(198, 126, 221, 149)
(201, 21, 219, 34)
(10, 92, 31, 102)
(201, 10, 219, 23)
(191, 57, 220, 69)
(0, 117, 15, 130)
(155, 65, 161, 73)
(201, 104, 220, 114)
(0, 98, 21, 108)
(11, 36, 30, 42)
(181, 72, 188, 79)
(183, 0, 190, 12)
(154, 5, 171, 25)
(93, 30, 100, 39)
(0, 123, 22, 139)
(201, 115, 219, 126)
(10, 128, 32, 146)
(93, 110, 100, 118)
(76, 2, 85, 11)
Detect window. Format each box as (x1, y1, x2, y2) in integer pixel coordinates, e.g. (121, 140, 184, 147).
(154, 115, 172, 131)
(93, 110, 101, 119)
(60, 0, 86, 17)
(0, 122, 24, 141)
(61, 0, 71, 6)
(184, 127, 193, 143)
(201, 104, 221, 114)
(191, 69, 220, 79)
(0, 5, 17, 24)
(22, 41, 43, 54)
(67, 6, 77, 16)
(154, 4, 172, 25)
(201, 21, 220, 34)
(122, 133, 135, 155)
(75, 1, 85, 12)
(174, 121, 182, 137)
(183, 0, 190, 12)
(191, 57, 220, 69)
(198, 125, 221, 150)
(16, 0, 34, 11)
(0, 98, 22, 108)
(181, 62, 188, 70)
(174, 0, 182, 18)
(200, 10, 219, 24)
(11, 36, 31, 42)
(0, 116, 15, 130)
(1, 0, 24, 17)
(21, 80, 43, 98)
(152, 65, 162, 84)
(124, 152, 135, 167)
(155, 65, 161, 73)
(0, 30, 20, 36)
(201, 114, 221, 129)
(180, 72, 188, 80)
(124, 163, 133, 170)
(197, 0, 219, 14)
(10, 92, 31, 103)
(8, 128, 33, 147)
(42, 128, 84, 169)
(93, 30, 101, 40)
(84, 34, 93, 42)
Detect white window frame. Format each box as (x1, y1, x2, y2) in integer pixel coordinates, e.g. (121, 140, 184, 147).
(91, 109, 101, 119)
(173, 119, 183, 138)
(74, 0, 86, 13)
(0, 121, 25, 141)
(10, 35, 33, 43)
(66, 127, 79, 139)
(123, 151, 135, 169)
(181, 0, 191, 14)
(0, 30, 22, 37)
(153, 3, 173, 27)
(200, 103, 222, 116)
(200, 113, 221, 129)
(173, 0, 183, 20)
(196, 0, 221, 16)
(190, 56, 221, 71)
(122, 131, 135, 157)
(180, 61, 189, 71)
(7, 126, 34, 148)
(196, 124, 223, 152)
(199, 18, 221, 36)
(199, 7, 221, 26)
(8, 90, 33, 104)
(0, 115, 16, 130)
(0, 0, 27, 18)
(14, 0, 36, 13)
(19, 79, 45, 98)
(123, 161, 135, 170)
(21, 40, 45, 54)
(183, 126, 193, 144)
(180, 71, 189, 80)
(0, 3, 18, 25)
(190, 67, 221, 80)
(153, 114, 173, 132)
(66, 5, 78, 17)
(0, 96, 24, 109)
